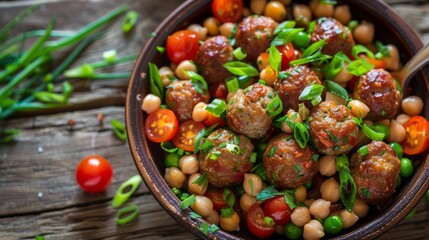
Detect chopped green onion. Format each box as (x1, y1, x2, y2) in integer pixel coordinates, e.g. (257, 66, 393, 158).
(284, 190, 297, 209)
(274, 21, 296, 35)
(34, 91, 66, 103)
(264, 216, 276, 227)
(223, 188, 236, 207)
(180, 194, 196, 209)
(64, 63, 95, 78)
(290, 40, 329, 66)
(271, 28, 304, 46)
(336, 155, 357, 212)
(0, 4, 40, 43)
(220, 206, 234, 218)
(298, 84, 324, 101)
(35, 236, 45, 240)
(193, 173, 208, 191)
(115, 204, 140, 225)
(0, 128, 20, 143)
(352, 44, 375, 59)
(206, 99, 226, 118)
(223, 61, 260, 77)
(232, 47, 247, 60)
(348, 20, 359, 31)
(250, 152, 257, 163)
(375, 41, 390, 59)
(267, 94, 283, 117)
(160, 141, 178, 153)
(112, 175, 142, 208)
(325, 52, 350, 80)
(156, 46, 166, 53)
(111, 119, 127, 141)
(194, 124, 218, 154)
(311, 95, 322, 106)
(122, 11, 139, 33)
(148, 62, 164, 99)
(187, 71, 208, 94)
(362, 124, 385, 141)
(226, 143, 240, 155)
(320, 0, 338, 5)
(358, 145, 369, 156)
(226, 77, 239, 93)
(294, 122, 310, 148)
(325, 80, 349, 101)
(103, 49, 117, 63)
(268, 45, 282, 71)
(346, 58, 373, 76)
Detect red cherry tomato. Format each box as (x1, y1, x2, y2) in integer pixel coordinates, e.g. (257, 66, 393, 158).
(144, 108, 179, 143)
(173, 119, 205, 152)
(401, 116, 429, 155)
(263, 196, 292, 225)
(247, 203, 275, 238)
(204, 112, 227, 127)
(278, 43, 297, 70)
(166, 30, 199, 64)
(205, 188, 228, 212)
(212, 0, 243, 23)
(76, 155, 113, 193)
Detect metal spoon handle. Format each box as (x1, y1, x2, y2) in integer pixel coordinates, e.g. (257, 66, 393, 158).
(402, 43, 429, 90)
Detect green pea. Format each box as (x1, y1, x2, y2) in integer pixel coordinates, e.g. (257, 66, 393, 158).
(292, 31, 310, 49)
(285, 223, 303, 240)
(400, 158, 414, 178)
(324, 215, 344, 235)
(390, 142, 403, 159)
(372, 124, 389, 140)
(425, 189, 429, 204)
(303, 180, 313, 190)
(165, 152, 180, 167)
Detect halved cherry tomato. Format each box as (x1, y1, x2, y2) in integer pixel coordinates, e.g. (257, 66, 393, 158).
(144, 108, 179, 143)
(209, 82, 228, 99)
(76, 155, 113, 193)
(172, 119, 205, 152)
(247, 203, 275, 238)
(263, 196, 292, 225)
(278, 43, 297, 70)
(212, 0, 243, 23)
(205, 188, 228, 212)
(166, 30, 199, 64)
(204, 112, 227, 127)
(401, 116, 429, 155)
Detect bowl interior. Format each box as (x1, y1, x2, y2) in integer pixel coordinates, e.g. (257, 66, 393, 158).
(126, 0, 429, 239)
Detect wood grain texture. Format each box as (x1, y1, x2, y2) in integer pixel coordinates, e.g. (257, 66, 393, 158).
(0, 0, 428, 240)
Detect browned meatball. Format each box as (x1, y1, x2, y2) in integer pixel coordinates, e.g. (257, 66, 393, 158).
(165, 80, 210, 121)
(310, 17, 355, 56)
(263, 133, 319, 189)
(274, 66, 322, 112)
(353, 69, 401, 119)
(195, 36, 234, 85)
(199, 128, 254, 187)
(350, 141, 400, 204)
(235, 16, 278, 63)
(227, 83, 278, 139)
(309, 101, 359, 155)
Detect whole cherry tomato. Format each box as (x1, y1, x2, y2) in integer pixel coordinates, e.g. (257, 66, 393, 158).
(212, 0, 243, 23)
(247, 203, 275, 238)
(205, 188, 228, 212)
(144, 108, 179, 143)
(278, 43, 297, 70)
(166, 30, 199, 64)
(401, 116, 429, 155)
(76, 155, 113, 193)
(263, 196, 292, 225)
(173, 119, 205, 152)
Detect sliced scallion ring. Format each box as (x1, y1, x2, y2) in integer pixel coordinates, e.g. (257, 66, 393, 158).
(115, 204, 140, 225)
(180, 194, 196, 209)
(226, 77, 239, 93)
(362, 124, 385, 141)
(112, 175, 142, 208)
(232, 47, 247, 60)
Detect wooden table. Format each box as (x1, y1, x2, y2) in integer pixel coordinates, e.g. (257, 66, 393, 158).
(0, 0, 428, 239)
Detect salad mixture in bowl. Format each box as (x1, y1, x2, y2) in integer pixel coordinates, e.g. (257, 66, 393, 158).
(126, 0, 429, 239)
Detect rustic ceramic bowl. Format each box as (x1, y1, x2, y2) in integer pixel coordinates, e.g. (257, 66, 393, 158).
(126, 0, 429, 239)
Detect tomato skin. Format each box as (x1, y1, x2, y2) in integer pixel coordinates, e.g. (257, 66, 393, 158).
(263, 196, 292, 225)
(401, 116, 429, 155)
(173, 119, 205, 152)
(278, 43, 297, 70)
(247, 203, 276, 238)
(205, 188, 228, 212)
(166, 30, 199, 64)
(204, 112, 227, 127)
(212, 0, 243, 23)
(144, 108, 179, 143)
(76, 155, 113, 193)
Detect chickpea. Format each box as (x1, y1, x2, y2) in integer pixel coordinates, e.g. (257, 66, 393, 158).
(187, 24, 208, 41)
(250, 0, 267, 14)
(257, 53, 269, 71)
(164, 167, 186, 188)
(387, 119, 406, 143)
(204, 209, 220, 225)
(333, 66, 353, 83)
(260, 66, 278, 86)
(220, 211, 240, 232)
(303, 220, 325, 240)
(141, 93, 161, 114)
(293, 4, 312, 26)
(348, 100, 370, 119)
(309, 199, 331, 219)
(188, 173, 207, 196)
(353, 21, 375, 44)
(175, 60, 197, 80)
(219, 22, 235, 37)
(304, 199, 315, 207)
(318, 155, 336, 177)
(203, 17, 220, 36)
(383, 44, 401, 71)
(396, 113, 411, 126)
(340, 209, 359, 228)
(191, 196, 214, 217)
(240, 193, 257, 213)
(333, 5, 352, 25)
(179, 154, 199, 174)
(352, 198, 369, 218)
(264, 1, 287, 22)
(192, 102, 209, 122)
(243, 173, 263, 196)
(313, 2, 334, 18)
(320, 177, 340, 203)
(291, 206, 311, 227)
(325, 92, 347, 106)
(402, 96, 424, 116)
(158, 66, 174, 86)
(295, 185, 307, 202)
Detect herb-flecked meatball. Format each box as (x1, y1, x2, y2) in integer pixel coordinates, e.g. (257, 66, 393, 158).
(227, 83, 278, 139)
(263, 133, 319, 189)
(165, 80, 210, 121)
(195, 36, 234, 85)
(199, 128, 254, 187)
(235, 15, 278, 63)
(309, 101, 358, 155)
(353, 68, 401, 119)
(350, 141, 401, 204)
